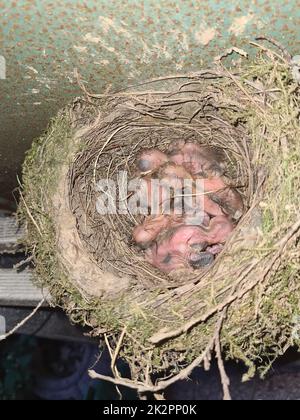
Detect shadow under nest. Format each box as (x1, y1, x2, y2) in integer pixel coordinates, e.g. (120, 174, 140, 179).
(19, 42, 300, 398)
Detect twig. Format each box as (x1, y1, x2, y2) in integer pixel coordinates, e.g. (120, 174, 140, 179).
(0, 299, 45, 341)
(89, 310, 229, 395)
(214, 47, 248, 62)
(115, 70, 226, 93)
(89, 335, 213, 393)
(221, 65, 266, 115)
(111, 326, 127, 373)
(18, 189, 43, 237)
(13, 255, 33, 270)
(148, 260, 258, 344)
(89, 370, 151, 392)
(104, 333, 123, 399)
(214, 310, 231, 400)
(249, 41, 287, 63)
(75, 68, 171, 98)
(255, 36, 292, 62)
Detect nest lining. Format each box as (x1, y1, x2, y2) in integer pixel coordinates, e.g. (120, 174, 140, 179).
(69, 103, 250, 288)
(19, 42, 300, 394)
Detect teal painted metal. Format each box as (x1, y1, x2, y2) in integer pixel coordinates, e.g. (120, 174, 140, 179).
(0, 0, 299, 199)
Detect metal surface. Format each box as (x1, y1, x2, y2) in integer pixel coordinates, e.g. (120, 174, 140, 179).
(0, 216, 23, 252)
(0, 214, 92, 341)
(0, 0, 300, 199)
(0, 306, 94, 342)
(0, 269, 45, 306)
(0, 216, 42, 306)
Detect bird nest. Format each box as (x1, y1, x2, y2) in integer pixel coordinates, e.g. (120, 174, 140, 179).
(19, 40, 300, 398)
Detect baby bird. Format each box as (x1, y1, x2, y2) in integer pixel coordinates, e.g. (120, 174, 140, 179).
(132, 214, 184, 249)
(145, 215, 234, 273)
(202, 176, 244, 220)
(136, 148, 168, 173)
(131, 141, 244, 274)
(169, 141, 226, 177)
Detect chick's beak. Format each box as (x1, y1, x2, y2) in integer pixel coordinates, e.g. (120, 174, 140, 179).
(189, 251, 214, 268)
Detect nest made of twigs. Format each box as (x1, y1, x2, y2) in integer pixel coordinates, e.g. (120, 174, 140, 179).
(69, 88, 251, 289)
(19, 40, 300, 397)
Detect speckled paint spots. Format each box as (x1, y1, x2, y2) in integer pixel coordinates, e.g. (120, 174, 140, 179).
(195, 27, 217, 46)
(25, 65, 39, 74)
(98, 15, 133, 39)
(83, 33, 102, 44)
(229, 14, 254, 36)
(0, 0, 299, 199)
(73, 45, 88, 53)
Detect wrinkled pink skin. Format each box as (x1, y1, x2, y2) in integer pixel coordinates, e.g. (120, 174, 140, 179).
(166, 143, 242, 216)
(169, 151, 184, 166)
(145, 216, 234, 273)
(195, 195, 223, 217)
(137, 144, 223, 178)
(169, 142, 225, 177)
(206, 244, 224, 255)
(132, 214, 184, 249)
(133, 143, 242, 273)
(136, 148, 168, 173)
(133, 211, 211, 249)
(157, 163, 194, 209)
(184, 211, 210, 227)
(168, 139, 186, 155)
(158, 163, 192, 189)
(203, 215, 234, 244)
(156, 163, 218, 216)
(202, 177, 244, 218)
(138, 165, 225, 217)
(181, 176, 224, 217)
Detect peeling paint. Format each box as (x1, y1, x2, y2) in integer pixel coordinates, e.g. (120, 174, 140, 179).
(229, 14, 254, 36)
(94, 59, 110, 66)
(128, 69, 141, 78)
(84, 33, 116, 53)
(98, 15, 133, 39)
(175, 62, 184, 70)
(83, 33, 102, 44)
(73, 45, 88, 53)
(36, 77, 56, 86)
(25, 65, 38, 74)
(140, 38, 153, 64)
(1, 0, 299, 200)
(195, 27, 217, 46)
(169, 29, 190, 51)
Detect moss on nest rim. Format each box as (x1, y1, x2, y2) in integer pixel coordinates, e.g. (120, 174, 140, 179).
(18, 41, 300, 397)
